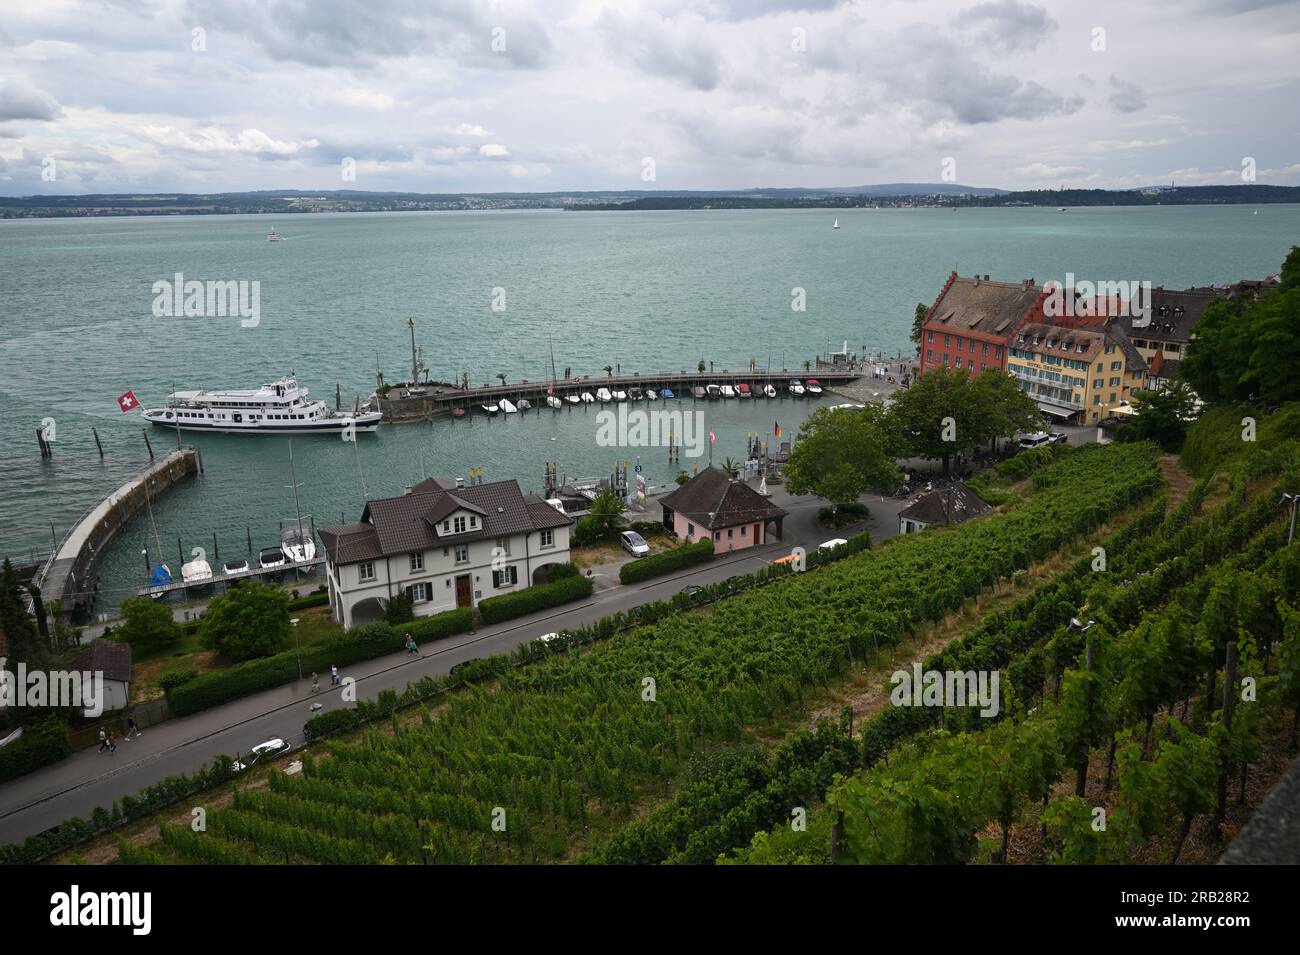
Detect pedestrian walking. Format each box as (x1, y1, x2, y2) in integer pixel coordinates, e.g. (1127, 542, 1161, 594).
(125, 715, 140, 740)
(311, 671, 320, 693)
(106, 731, 117, 754)
(406, 632, 418, 656)
(330, 664, 340, 686)
(97, 728, 109, 753)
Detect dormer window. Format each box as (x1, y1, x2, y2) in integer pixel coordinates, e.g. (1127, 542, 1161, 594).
(453, 515, 467, 534)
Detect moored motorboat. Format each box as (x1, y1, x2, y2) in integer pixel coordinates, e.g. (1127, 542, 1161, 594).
(661, 388, 675, 399)
(789, 379, 806, 396)
(737, 383, 752, 399)
(547, 395, 563, 409)
(482, 401, 499, 415)
(628, 386, 643, 401)
(596, 387, 613, 403)
(181, 558, 213, 587)
(451, 406, 466, 417)
(645, 389, 658, 400)
(581, 391, 595, 403)
(258, 547, 286, 573)
(517, 398, 531, 411)
(720, 384, 736, 398)
(806, 379, 823, 395)
(222, 558, 248, 576)
(613, 389, 628, 401)
(566, 393, 582, 405)
(500, 398, 518, 414)
(706, 384, 722, 399)
(691, 386, 706, 399)
(763, 384, 777, 398)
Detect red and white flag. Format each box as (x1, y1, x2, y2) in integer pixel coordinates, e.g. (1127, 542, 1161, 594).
(709, 431, 716, 445)
(117, 390, 139, 413)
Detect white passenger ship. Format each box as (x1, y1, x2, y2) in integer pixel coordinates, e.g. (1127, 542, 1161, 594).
(141, 378, 382, 435)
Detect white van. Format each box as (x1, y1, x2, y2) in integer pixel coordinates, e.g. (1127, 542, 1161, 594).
(1017, 432, 1052, 451)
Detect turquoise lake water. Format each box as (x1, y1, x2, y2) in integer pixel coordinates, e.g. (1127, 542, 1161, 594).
(1, 204, 1297, 612)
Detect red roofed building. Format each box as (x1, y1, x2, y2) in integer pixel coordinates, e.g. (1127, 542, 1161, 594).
(917, 273, 1051, 376)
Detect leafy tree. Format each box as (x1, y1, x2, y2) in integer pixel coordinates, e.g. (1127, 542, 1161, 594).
(0, 559, 52, 669)
(383, 591, 415, 625)
(886, 367, 1037, 475)
(113, 596, 182, 654)
(200, 580, 291, 661)
(1121, 381, 1199, 451)
(1182, 246, 1300, 404)
(586, 487, 626, 541)
(910, 302, 929, 347)
(784, 405, 898, 507)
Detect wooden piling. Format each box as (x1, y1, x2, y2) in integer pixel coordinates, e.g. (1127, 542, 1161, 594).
(142, 428, 154, 460)
(92, 427, 104, 457)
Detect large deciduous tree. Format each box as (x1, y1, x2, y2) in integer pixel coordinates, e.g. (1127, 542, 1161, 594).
(199, 580, 291, 661)
(784, 405, 898, 507)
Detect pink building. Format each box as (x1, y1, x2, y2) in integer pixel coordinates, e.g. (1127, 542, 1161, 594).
(659, 467, 787, 553)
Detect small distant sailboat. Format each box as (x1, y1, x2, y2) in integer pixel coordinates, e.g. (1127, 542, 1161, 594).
(267, 227, 283, 241)
(832, 218, 840, 229)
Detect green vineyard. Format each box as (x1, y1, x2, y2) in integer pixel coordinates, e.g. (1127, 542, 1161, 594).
(109, 442, 1189, 865)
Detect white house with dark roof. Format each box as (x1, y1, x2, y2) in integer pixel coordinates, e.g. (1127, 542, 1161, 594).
(317, 477, 573, 628)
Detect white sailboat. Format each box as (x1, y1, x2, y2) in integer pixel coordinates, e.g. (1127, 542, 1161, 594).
(832, 218, 839, 229)
(267, 227, 283, 242)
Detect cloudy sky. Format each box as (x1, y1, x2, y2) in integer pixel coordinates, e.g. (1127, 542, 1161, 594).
(1, 0, 1297, 195)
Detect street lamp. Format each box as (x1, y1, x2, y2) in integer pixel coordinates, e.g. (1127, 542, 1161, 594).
(1068, 617, 1096, 633)
(290, 617, 302, 680)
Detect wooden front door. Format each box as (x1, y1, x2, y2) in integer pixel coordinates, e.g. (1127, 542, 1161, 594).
(455, 574, 472, 609)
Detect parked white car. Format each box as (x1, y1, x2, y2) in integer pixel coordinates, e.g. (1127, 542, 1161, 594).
(1017, 432, 1052, 451)
(620, 530, 650, 557)
(818, 538, 848, 552)
(233, 738, 289, 772)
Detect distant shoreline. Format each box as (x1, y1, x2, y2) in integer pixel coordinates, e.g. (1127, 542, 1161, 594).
(2, 184, 1296, 219)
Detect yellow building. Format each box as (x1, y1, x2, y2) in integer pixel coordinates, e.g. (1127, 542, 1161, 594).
(1006, 319, 1147, 425)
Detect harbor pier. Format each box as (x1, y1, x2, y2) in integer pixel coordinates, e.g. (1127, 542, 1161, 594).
(35, 448, 199, 620)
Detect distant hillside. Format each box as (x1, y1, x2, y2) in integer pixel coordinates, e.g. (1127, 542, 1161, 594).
(0, 183, 1294, 217)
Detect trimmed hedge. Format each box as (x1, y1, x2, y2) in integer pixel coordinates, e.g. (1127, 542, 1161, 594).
(286, 591, 330, 611)
(0, 717, 71, 784)
(477, 574, 594, 625)
(166, 608, 472, 717)
(619, 538, 714, 585)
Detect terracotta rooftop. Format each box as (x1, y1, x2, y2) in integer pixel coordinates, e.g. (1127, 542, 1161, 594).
(924, 274, 1046, 337)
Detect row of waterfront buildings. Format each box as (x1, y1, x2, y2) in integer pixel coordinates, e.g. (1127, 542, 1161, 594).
(916, 271, 1277, 424)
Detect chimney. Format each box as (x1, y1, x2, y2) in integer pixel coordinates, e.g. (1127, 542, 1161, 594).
(403, 484, 413, 495)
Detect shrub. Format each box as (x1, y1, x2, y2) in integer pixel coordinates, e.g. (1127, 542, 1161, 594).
(0, 716, 71, 784)
(383, 591, 415, 625)
(303, 708, 363, 740)
(620, 538, 714, 585)
(285, 591, 329, 612)
(200, 580, 290, 661)
(478, 574, 594, 625)
(817, 501, 868, 528)
(157, 667, 198, 691)
(543, 561, 580, 581)
(166, 609, 473, 716)
(112, 596, 182, 654)
(572, 515, 601, 546)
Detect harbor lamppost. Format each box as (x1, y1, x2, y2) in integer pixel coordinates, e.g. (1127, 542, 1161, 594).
(1281, 493, 1299, 546)
(290, 617, 302, 681)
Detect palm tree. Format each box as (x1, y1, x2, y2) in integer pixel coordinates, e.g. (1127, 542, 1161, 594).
(496, 372, 507, 386)
(603, 365, 614, 377)
(803, 359, 812, 373)
(721, 456, 740, 478)
(697, 360, 706, 374)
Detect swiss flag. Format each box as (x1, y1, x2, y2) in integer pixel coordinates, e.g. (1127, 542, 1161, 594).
(117, 390, 139, 413)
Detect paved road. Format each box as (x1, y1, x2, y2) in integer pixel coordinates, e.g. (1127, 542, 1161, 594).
(0, 486, 907, 845)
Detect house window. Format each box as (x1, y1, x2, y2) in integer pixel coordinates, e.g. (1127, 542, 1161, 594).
(1093, 395, 1102, 405)
(540, 529, 554, 548)
(1109, 393, 1117, 403)
(926, 349, 934, 362)
(741, 525, 747, 536)
(453, 516, 467, 534)
(714, 531, 721, 542)
(406, 582, 431, 602)
(943, 334, 951, 347)
(956, 338, 964, 352)
(1111, 361, 1122, 371)
(995, 347, 1002, 358)
(442, 520, 450, 532)
(358, 561, 375, 582)
(727, 528, 734, 539)
(454, 544, 469, 564)
(981, 343, 989, 356)
(409, 552, 424, 573)
(1109, 377, 1120, 387)
(687, 523, 695, 537)
(926, 330, 934, 342)
(494, 536, 511, 556)
(492, 566, 518, 589)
